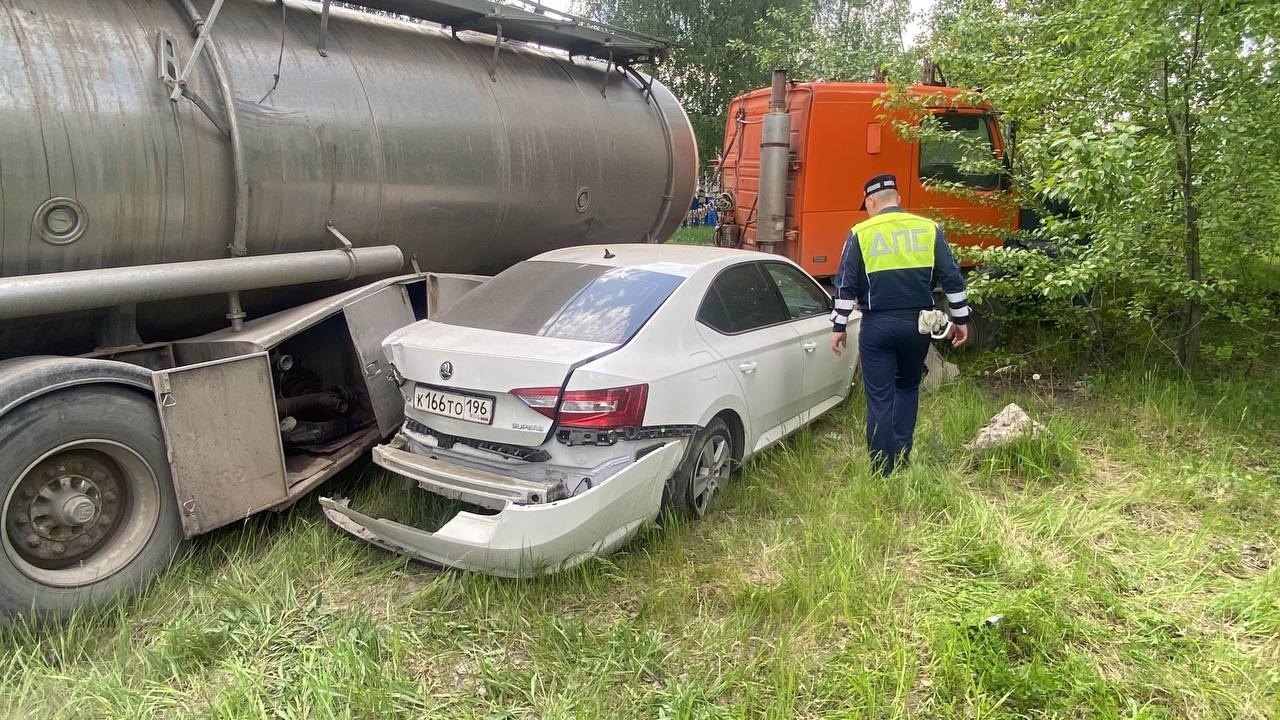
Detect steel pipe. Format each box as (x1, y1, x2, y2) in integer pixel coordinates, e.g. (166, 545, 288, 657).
(756, 69, 791, 248)
(0, 247, 403, 321)
(174, 0, 249, 259)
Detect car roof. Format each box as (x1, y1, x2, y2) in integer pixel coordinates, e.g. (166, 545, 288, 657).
(530, 243, 781, 278)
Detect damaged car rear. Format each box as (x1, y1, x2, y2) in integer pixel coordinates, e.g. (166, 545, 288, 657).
(321, 245, 855, 575)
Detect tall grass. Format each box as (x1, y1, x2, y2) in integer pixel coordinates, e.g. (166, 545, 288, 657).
(667, 226, 715, 246)
(2, 363, 1277, 718)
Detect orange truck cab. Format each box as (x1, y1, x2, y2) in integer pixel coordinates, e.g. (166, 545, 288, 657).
(713, 69, 1017, 278)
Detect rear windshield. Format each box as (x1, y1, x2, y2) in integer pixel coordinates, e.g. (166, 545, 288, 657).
(434, 260, 684, 344)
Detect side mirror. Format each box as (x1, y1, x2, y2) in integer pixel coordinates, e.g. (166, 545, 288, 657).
(999, 153, 1014, 191)
(1003, 119, 1018, 166)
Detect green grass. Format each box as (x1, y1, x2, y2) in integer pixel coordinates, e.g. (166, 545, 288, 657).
(668, 226, 715, 245)
(2, 364, 1279, 719)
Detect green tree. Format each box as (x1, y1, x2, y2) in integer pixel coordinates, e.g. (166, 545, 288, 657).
(578, 0, 915, 166)
(927, 0, 1280, 370)
(577, 0, 809, 166)
(735, 0, 915, 83)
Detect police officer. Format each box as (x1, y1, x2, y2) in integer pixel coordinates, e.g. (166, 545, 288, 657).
(830, 173, 970, 476)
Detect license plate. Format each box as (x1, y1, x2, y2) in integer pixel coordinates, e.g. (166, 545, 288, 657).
(413, 386, 494, 425)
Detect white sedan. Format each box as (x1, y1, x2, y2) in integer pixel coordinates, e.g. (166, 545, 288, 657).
(321, 245, 856, 575)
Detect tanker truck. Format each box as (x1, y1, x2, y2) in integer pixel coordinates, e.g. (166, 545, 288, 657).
(0, 0, 696, 618)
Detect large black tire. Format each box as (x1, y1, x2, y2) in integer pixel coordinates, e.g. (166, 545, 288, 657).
(0, 386, 185, 620)
(962, 297, 1004, 353)
(933, 291, 1003, 354)
(667, 418, 734, 518)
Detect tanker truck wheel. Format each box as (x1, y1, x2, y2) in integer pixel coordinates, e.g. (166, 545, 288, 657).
(0, 386, 185, 620)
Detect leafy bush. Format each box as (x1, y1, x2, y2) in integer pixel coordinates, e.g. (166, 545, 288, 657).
(920, 0, 1280, 372)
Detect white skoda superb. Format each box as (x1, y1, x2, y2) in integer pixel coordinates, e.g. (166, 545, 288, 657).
(321, 244, 856, 575)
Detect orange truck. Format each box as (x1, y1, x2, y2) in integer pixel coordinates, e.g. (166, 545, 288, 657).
(713, 66, 1018, 278)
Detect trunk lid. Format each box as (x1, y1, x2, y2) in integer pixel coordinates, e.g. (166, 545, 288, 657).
(384, 320, 615, 447)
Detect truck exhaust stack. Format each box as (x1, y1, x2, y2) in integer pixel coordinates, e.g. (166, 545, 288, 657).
(756, 69, 792, 250)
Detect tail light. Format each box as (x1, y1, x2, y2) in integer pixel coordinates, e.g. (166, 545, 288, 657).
(560, 385, 649, 428)
(510, 387, 560, 420)
(511, 384, 649, 429)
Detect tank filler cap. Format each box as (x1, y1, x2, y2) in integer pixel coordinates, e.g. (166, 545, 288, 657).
(33, 197, 88, 246)
(576, 187, 591, 213)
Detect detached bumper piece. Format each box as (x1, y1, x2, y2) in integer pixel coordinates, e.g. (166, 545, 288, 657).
(319, 441, 685, 577)
(373, 440, 554, 509)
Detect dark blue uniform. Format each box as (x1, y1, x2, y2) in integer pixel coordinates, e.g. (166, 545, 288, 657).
(831, 206, 970, 475)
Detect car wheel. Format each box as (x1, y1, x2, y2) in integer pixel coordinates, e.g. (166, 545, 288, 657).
(0, 386, 186, 620)
(670, 418, 733, 518)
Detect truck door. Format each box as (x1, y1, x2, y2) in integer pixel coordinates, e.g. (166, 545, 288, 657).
(911, 112, 1014, 252)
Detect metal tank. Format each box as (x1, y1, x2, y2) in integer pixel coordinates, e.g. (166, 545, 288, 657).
(0, 0, 696, 357)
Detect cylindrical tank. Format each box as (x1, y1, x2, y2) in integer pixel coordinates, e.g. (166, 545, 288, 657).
(0, 0, 696, 356)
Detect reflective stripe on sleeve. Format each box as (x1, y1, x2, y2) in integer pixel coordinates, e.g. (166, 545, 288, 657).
(833, 314, 849, 326)
(945, 290, 968, 303)
(834, 299, 856, 310)
(949, 305, 971, 317)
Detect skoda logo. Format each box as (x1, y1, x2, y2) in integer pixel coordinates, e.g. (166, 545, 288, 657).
(439, 361, 454, 381)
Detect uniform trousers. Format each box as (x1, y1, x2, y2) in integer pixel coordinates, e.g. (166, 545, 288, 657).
(857, 310, 931, 476)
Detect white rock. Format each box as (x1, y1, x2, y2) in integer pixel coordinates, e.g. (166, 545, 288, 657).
(967, 403, 1046, 450)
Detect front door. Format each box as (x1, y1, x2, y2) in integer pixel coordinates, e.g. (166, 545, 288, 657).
(912, 111, 1016, 253)
(694, 262, 803, 450)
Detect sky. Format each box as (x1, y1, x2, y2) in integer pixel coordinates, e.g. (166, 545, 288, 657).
(903, 0, 936, 48)
(537, 0, 937, 48)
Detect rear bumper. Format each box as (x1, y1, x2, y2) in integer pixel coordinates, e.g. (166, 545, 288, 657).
(372, 437, 553, 510)
(319, 440, 685, 577)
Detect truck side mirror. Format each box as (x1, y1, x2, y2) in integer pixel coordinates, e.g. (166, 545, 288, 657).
(1004, 119, 1018, 167)
(1000, 153, 1014, 190)
(999, 119, 1018, 191)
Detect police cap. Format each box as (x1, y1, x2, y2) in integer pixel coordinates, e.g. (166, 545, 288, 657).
(859, 173, 898, 210)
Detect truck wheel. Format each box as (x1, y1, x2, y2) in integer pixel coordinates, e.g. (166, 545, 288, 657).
(0, 386, 185, 619)
(669, 418, 734, 518)
(934, 291, 1003, 353)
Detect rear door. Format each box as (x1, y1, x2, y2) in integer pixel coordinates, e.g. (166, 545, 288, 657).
(694, 261, 803, 451)
(761, 262, 854, 415)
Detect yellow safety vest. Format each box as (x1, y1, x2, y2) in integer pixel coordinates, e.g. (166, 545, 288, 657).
(851, 212, 938, 275)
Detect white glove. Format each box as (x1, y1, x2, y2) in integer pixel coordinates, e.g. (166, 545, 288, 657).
(918, 309, 952, 340)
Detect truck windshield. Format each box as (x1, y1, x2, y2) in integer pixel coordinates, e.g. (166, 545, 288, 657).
(434, 260, 684, 344)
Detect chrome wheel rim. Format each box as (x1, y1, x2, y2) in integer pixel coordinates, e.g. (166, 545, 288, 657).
(690, 434, 731, 517)
(4, 440, 160, 587)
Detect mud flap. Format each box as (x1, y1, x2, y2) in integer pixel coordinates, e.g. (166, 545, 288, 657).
(320, 441, 684, 576)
